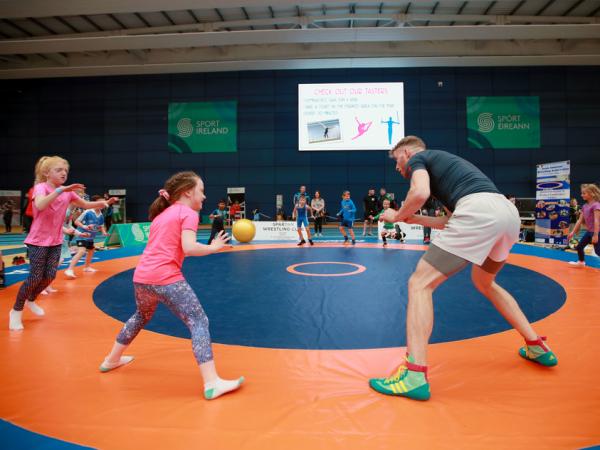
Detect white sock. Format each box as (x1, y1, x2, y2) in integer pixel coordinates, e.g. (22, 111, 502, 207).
(99, 356, 135, 372)
(204, 376, 244, 400)
(26, 301, 45, 316)
(9, 309, 23, 331)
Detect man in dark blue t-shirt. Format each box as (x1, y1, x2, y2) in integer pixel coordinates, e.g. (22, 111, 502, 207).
(369, 135, 557, 402)
(362, 188, 378, 236)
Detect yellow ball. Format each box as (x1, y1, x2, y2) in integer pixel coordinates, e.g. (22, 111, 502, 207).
(232, 218, 256, 243)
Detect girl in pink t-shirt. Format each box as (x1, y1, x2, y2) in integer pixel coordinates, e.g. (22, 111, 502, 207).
(9, 156, 116, 331)
(99, 171, 244, 401)
(568, 183, 600, 267)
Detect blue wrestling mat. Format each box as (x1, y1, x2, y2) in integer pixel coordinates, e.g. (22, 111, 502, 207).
(93, 247, 566, 350)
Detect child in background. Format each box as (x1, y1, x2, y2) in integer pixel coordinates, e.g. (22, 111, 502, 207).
(229, 200, 241, 224)
(99, 171, 243, 401)
(41, 209, 90, 294)
(568, 183, 600, 267)
(208, 200, 228, 245)
(65, 195, 107, 278)
(293, 195, 314, 246)
(337, 190, 357, 245)
(375, 199, 398, 246)
(9, 156, 116, 331)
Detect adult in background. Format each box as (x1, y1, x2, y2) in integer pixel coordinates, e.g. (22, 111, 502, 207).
(362, 188, 379, 237)
(311, 191, 326, 237)
(103, 193, 114, 232)
(369, 135, 557, 401)
(293, 185, 310, 209)
(2, 200, 14, 233)
(420, 197, 437, 244)
(22, 186, 34, 233)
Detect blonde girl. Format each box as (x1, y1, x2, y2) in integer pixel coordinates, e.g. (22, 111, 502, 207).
(9, 156, 115, 331)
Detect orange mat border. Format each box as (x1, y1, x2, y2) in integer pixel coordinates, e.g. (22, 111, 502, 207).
(1, 243, 599, 450)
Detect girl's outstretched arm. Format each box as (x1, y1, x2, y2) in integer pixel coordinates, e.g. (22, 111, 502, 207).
(182, 230, 230, 257)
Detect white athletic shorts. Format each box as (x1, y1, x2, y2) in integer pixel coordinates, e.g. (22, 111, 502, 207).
(432, 192, 520, 266)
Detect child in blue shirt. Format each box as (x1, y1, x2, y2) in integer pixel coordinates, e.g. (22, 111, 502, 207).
(293, 195, 314, 246)
(208, 200, 228, 245)
(337, 190, 357, 245)
(65, 195, 107, 278)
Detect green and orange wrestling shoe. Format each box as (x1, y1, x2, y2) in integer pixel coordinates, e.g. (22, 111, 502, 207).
(369, 357, 430, 401)
(519, 336, 558, 367)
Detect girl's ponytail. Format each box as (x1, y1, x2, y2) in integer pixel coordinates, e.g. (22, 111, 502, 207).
(148, 171, 200, 220)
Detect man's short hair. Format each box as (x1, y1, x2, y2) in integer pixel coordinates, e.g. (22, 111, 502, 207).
(389, 135, 426, 158)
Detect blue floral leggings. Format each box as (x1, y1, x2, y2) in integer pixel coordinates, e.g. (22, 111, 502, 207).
(116, 281, 213, 364)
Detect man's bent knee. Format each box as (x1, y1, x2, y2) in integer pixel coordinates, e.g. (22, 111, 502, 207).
(408, 273, 429, 292)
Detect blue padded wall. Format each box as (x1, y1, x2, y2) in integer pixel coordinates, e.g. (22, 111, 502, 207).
(1, 66, 599, 221)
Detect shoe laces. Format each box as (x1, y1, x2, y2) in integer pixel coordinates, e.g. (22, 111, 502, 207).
(526, 344, 547, 359)
(383, 364, 408, 385)
(525, 346, 535, 358)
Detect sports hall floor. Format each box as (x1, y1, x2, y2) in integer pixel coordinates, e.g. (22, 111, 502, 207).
(1, 228, 599, 450)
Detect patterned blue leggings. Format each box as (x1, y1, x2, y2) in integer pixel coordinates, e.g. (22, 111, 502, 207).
(13, 244, 61, 311)
(116, 281, 214, 364)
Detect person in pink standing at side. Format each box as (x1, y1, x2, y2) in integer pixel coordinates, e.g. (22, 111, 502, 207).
(99, 171, 244, 401)
(22, 186, 34, 234)
(9, 156, 117, 331)
(567, 183, 600, 268)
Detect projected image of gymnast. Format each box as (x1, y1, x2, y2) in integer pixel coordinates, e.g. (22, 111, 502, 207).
(307, 119, 342, 144)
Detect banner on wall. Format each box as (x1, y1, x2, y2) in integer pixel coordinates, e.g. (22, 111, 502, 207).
(466, 96, 540, 149)
(534, 160, 570, 246)
(104, 223, 151, 247)
(168, 101, 237, 153)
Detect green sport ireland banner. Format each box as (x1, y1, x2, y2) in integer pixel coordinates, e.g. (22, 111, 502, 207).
(168, 101, 237, 153)
(466, 96, 540, 149)
(104, 223, 151, 247)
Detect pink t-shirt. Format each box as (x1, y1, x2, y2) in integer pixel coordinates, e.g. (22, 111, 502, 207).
(25, 183, 80, 247)
(133, 203, 199, 285)
(582, 201, 600, 231)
